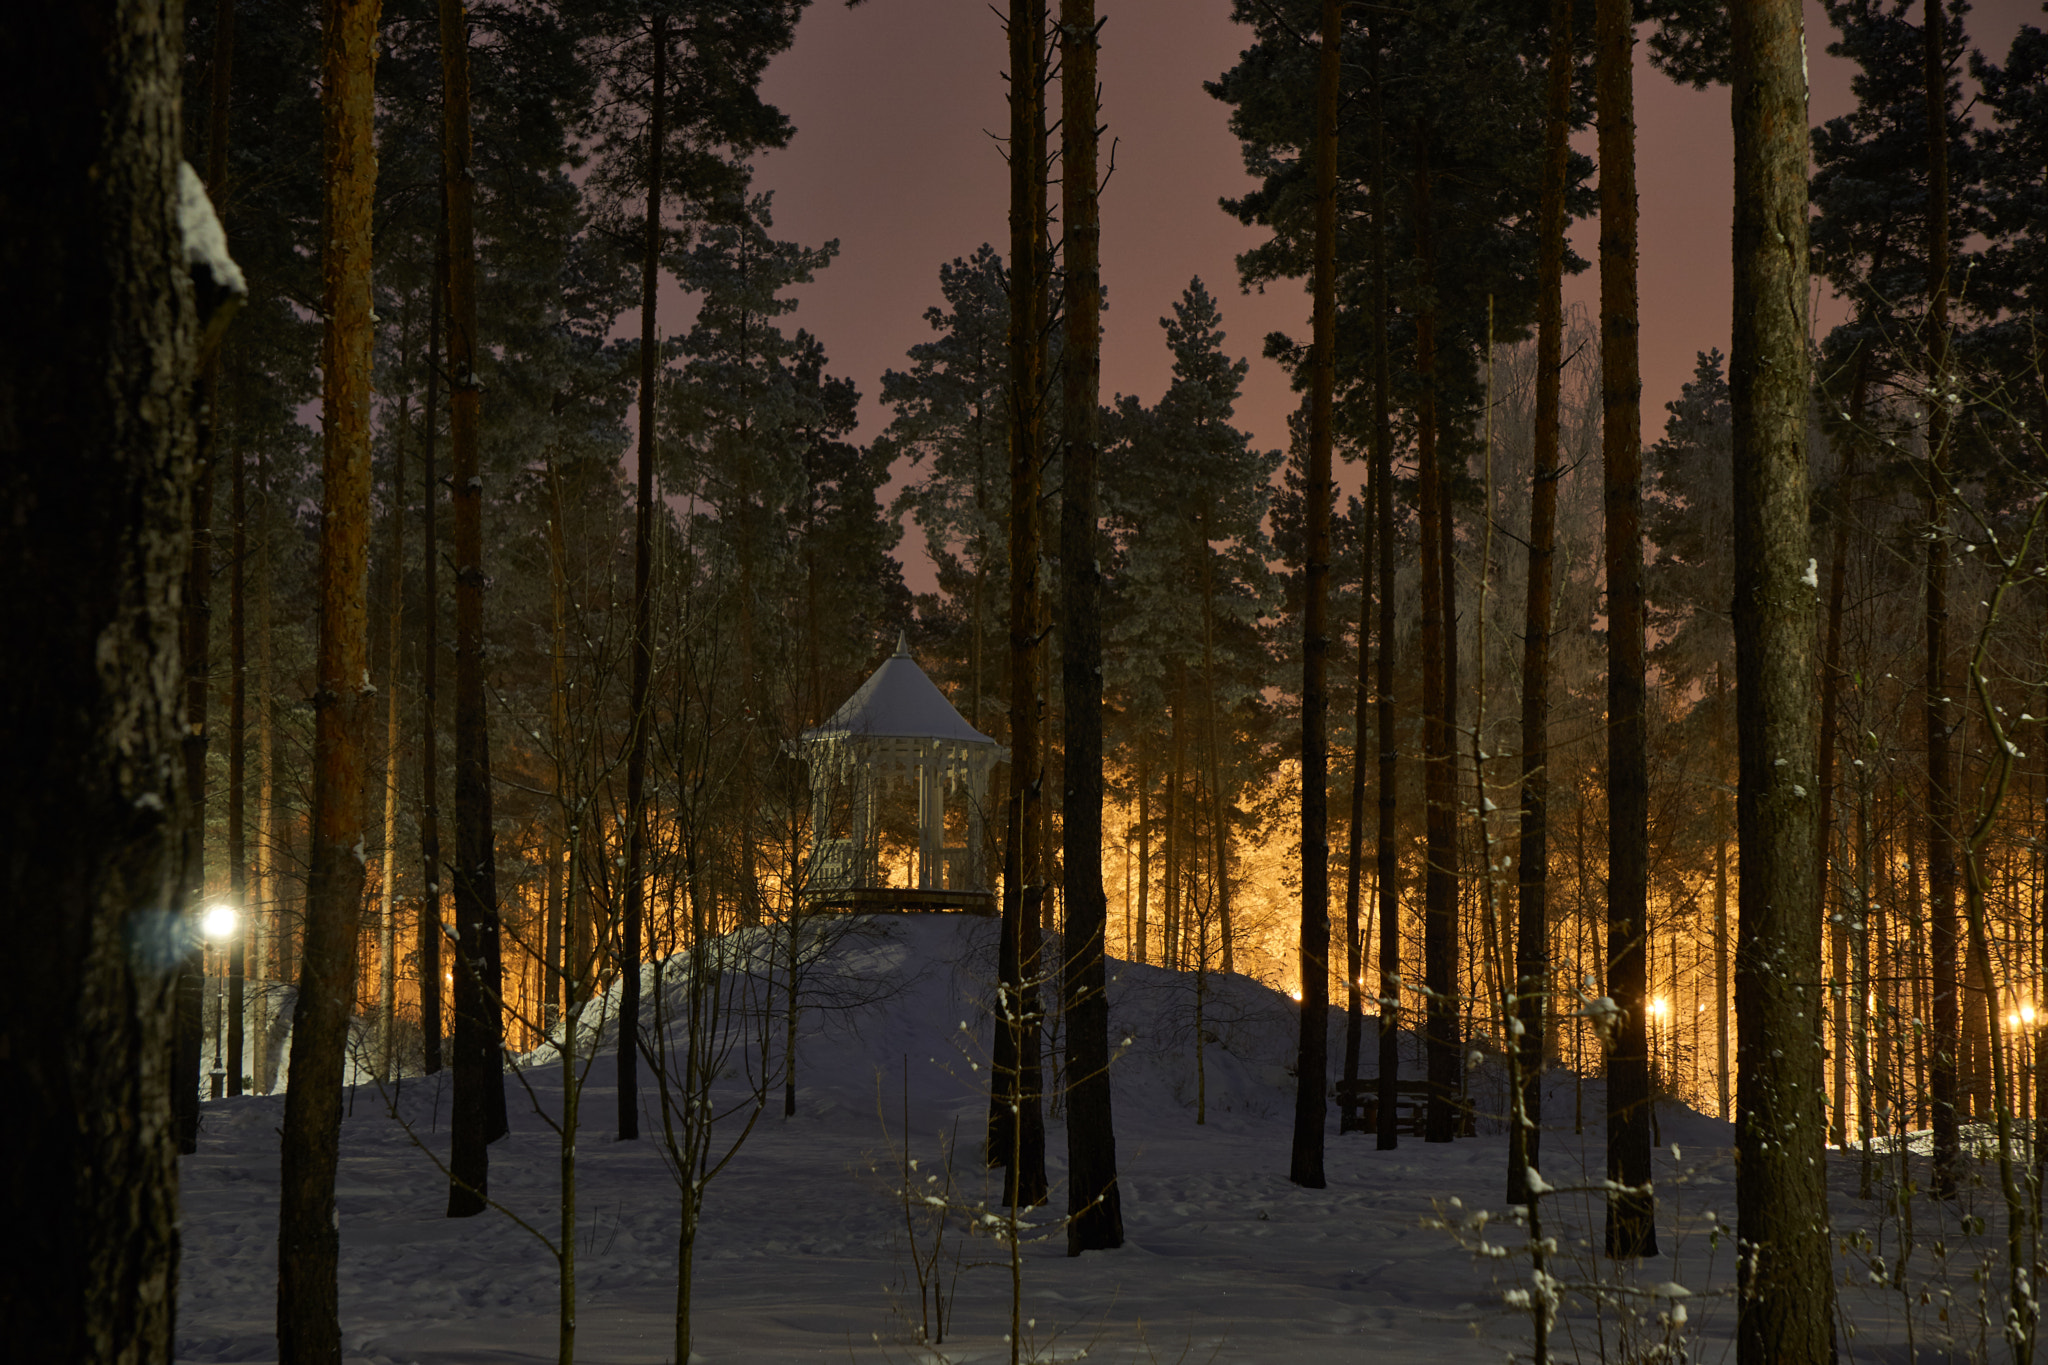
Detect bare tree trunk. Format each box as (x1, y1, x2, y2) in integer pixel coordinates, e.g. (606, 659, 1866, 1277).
(618, 12, 667, 1148)
(1508, 0, 1572, 1206)
(279, 1, 380, 1353)
(1341, 463, 1374, 1135)
(1414, 128, 1461, 1150)
(441, 0, 502, 1218)
(1, 2, 205, 1348)
(1598, 0, 1655, 1258)
(1370, 27, 1403, 1155)
(417, 213, 445, 1078)
(1731, 0, 1835, 1354)
(1060, 0, 1121, 1250)
(1922, 0, 1962, 1198)
(377, 399, 406, 1083)
(1288, 0, 1340, 1191)
(990, 0, 1050, 1209)
(256, 463, 277, 1093)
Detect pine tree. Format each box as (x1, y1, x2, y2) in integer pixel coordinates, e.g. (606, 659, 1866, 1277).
(1731, 0, 1837, 1355)
(279, 0, 380, 1354)
(1, 3, 220, 1352)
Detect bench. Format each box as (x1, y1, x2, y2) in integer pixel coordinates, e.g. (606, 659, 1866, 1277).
(1332, 1078, 1476, 1137)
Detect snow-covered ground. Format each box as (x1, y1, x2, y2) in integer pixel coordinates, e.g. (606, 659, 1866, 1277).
(176, 915, 2027, 1363)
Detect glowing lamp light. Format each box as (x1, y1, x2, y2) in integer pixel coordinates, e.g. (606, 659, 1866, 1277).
(201, 903, 237, 941)
(1289, 988, 1304, 1002)
(2023, 1003, 2039, 1027)
(1648, 996, 1670, 1019)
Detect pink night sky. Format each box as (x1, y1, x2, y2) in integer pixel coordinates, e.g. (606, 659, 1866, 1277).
(743, 0, 2042, 587)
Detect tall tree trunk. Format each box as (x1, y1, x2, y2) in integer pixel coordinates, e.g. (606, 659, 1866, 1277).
(1060, 0, 1121, 1250)
(1714, 669, 1732, 1122)
(1598, 0, 1655, 1257)
(1341, 460, 1375, 1135)
(1288, 0, 1340, 1191)
(1136, 743, 1150, 965)
(416, 215, 445, 1078)
(256, 462, 277, 1093)
(1510, 0, 1573, 1205)
(377, 401, 406, 1083)
(1370, 27, 1403, 1154)
(990, 0, 1050, 1208)
(1922, 0, 1962, 1194)
(206, 0, 246, 1105)
(1414, 129, 1461, 1149)
(442, 0, 502, 1218)
(417, 205, 446, 1080)
(1731, 0, 1836, 1354)
(618, 13, 666, 1148)
(1, 2, 205, 1348)
(1816, 367, 1866, 1146)
(279, 0, 379, 1354)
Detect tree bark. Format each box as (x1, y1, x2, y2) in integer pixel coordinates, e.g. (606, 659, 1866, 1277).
(1289, 0, 1340, 1190)
(417, 208, 445, 1078)
(1731, 0, 1836, 1355)
(441, 0, 502, 1220)
(0, 3, 202, 1353)
(1921, 0, 1962, 1199)
(1598, 0, 1655, 1258)
(1059, 0, 1122, 1253)
(1370, 28, 1402, 1155)
(1510, 0, 1573, 1206)
(991, 0, 1050, 1209)
(617, 12, 667, 1149)
(1413, 128, 1461, 1150)
(279, 0, 380, 1355)
(376, 395, 406, 1083)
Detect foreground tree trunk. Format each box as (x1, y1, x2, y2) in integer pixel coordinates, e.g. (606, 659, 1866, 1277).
(1289, 0, 1340, 1191)
(441, 0, 503, 1222)
(1, 4, 209, 1353)
(279, 0, 380, 1354)
(619, 12, 667, 1148)
(1598, 0, 1655, 1258)
(417, 213, 446, 1078)
(1059, 0, 1123, 1254)
(207, 0, 247, 1103)
(1510, 0, 1573, 1207)
(1370, 29, 1402, 1155)
(989, 0, 1049, 1209)
(1730, 0, 1836, 1356)
(1920, 0, 1962, 1200)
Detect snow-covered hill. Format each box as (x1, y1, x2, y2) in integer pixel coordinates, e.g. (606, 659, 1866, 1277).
(175, 913, 2010, 1363)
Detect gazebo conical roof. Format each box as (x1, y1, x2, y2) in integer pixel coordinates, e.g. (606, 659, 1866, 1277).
(802, 632, 997, 748)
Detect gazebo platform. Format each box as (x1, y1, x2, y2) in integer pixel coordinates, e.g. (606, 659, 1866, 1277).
(800, 887, 997, 917)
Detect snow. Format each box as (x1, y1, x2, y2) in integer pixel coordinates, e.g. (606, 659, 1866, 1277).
(176, 914, 2038, 1362)
(177, 161, 246, 298)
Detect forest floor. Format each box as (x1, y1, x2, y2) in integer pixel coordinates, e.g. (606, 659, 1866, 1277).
(176, 915, 2023, 1363)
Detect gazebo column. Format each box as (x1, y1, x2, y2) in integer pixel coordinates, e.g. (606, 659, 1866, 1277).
(966, 750, 989, 892)
(850, 757, 873, 888)
(917, 746, 944, 890)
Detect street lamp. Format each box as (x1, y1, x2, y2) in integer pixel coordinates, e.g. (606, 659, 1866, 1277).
(202, 903, 236, 1100)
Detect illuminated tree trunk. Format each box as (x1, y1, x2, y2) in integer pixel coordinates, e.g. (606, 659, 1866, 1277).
(416, 217, 445, 1078)
(1288, 0, 1340, 1190)
(279, 0, 379, 1353)
(1731, 0, 1836, 1355)
(1370, 28, 1403, 1155)
(1509, 0, 1573, 1206)
(1922, 0, 1961, 1197)
(1598, 0, 1655, 1257)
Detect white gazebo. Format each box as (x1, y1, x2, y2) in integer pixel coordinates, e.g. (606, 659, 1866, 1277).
(795, 633, 1005, 914)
